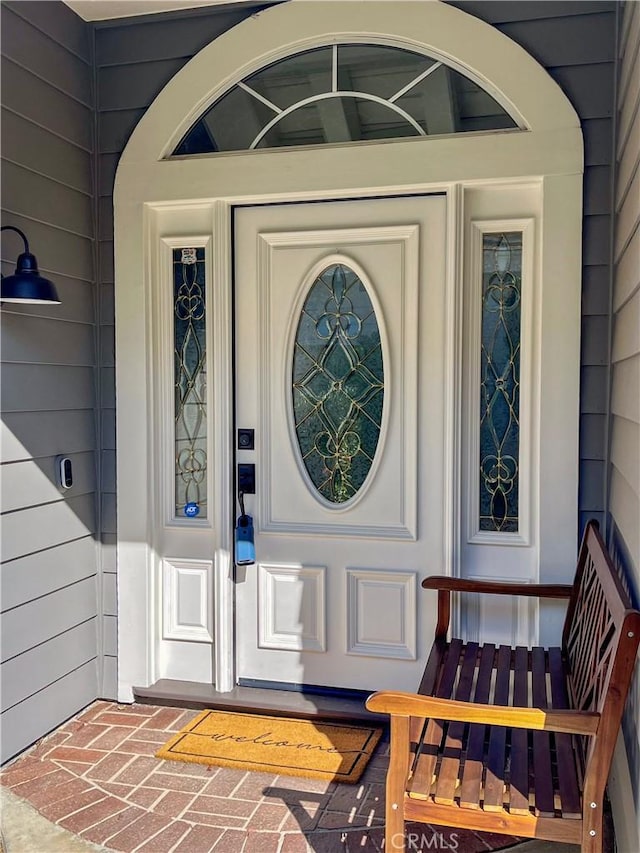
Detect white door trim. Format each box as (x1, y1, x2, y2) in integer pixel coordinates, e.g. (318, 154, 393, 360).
(114, 0, 583, 701)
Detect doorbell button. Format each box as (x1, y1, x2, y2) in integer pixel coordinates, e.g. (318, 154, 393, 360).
(57, 456, 73, 490)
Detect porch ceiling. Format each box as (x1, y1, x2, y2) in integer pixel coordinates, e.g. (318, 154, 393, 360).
(63, 0, 273, 22)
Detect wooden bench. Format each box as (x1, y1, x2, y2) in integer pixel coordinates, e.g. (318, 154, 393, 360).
(366, 521, 640, 852)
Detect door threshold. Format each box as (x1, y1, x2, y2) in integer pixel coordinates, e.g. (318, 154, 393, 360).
(133, 679, 386, 725)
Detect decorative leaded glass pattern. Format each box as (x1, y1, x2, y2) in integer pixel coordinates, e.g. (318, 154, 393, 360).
(292, 263, 384, 504)
(174, 247, 207, 518)
(479, 232, 522, 532)
(172, 43, 517, 155)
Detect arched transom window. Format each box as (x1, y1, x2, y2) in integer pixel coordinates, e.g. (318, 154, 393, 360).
(172, 43, 519, 155)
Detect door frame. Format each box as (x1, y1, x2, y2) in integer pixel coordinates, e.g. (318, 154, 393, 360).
(114, 0, 583, 702)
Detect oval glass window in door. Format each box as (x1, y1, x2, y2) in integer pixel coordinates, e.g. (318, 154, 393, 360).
(292, 263, 384, 504)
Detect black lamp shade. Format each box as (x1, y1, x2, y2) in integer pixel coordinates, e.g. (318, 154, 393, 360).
(1, 250, 61, 304)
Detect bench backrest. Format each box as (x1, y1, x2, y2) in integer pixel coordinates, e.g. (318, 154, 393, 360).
(562, 520, 640, 795)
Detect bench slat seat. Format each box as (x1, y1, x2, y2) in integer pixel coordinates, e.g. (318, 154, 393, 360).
(367, 522, 640, 852)
(407, 640, 583, 821)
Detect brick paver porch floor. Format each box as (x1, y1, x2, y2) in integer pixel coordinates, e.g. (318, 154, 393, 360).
(0, 701, 524, 852)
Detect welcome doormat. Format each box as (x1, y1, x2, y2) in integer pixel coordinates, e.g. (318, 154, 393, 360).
(156, 709, 383, 783)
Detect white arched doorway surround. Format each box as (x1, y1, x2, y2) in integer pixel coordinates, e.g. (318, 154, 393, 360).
(114, 0, 583, 702)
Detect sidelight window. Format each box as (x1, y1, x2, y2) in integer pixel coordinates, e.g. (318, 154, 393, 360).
(479, 232, 522, 533)
(173, 247, 208, 518)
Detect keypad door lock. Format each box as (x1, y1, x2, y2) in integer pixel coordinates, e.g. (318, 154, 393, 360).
(237, 463, 255, 494)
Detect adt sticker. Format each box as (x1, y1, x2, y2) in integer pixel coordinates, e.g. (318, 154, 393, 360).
(184, 502, 200, 518)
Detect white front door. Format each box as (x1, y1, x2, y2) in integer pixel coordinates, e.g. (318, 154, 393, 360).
(234, 195, 446, 692)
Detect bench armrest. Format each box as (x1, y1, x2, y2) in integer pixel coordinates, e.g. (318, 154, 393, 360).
(422, 576, 574, 597)
(366, 690, 599, 736)
(422, 577, 573, 638)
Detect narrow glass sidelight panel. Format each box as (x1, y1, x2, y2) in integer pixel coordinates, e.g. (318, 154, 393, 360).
(479, 232, 522, 532)
(174, 247, 207, 519)
(292, 263, 384, 504)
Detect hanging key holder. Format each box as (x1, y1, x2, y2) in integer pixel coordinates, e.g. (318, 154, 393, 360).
(235, 490, 255, 566)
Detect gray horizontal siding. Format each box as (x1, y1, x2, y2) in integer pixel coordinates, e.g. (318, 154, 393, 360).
(581, 365, 609, 413)
(2, 452, 96, 514)
(99, 240, 114, 283)
(500, 13, 616, 67)
(1, 60, 92, 151)
(582, 314, 610, 366)
(99, 107, 146, 155)
(103, 616, 117, 656)
(582, 265, 611, 315)
(98, 57, 187, 112)
(1, 662, 97, 765)
(1, 537, 97, 611)
(1, 365, 96, 412)
(609, 0, 640, 574)
(612, 289, 640, 362)
(101, 492, 117, 536)
(1, 314, 95, 366)
(2, 0, 91, 63)
(1, 619, 97, 712)
(1, 576, 97, 663)
(101, 534, 117, 694)
(93, 5, 276, 156)
(453, 1, 615, 24)
(102, 565, 118, 693)
(2, 410, 97, 462)
(1, 109, 92, 195)
(94, 4, 275, 66)
(0, 0, 98, 763)
(609, 2, 640, 836)
(101, 409, 116, 452)
(616, 165, 640, 254)
(2, 161, 93, 238)
(618, 8, 640, 145)
(611, 357, 640, 422)
(615, 224, 640, 308)
(102, 536, 118, 695)
(549, 63, 615, 119)
(92, 2, 275, 709)
(610, 415, 640, 501)
(101, 533, 117, 572)
(102, 449, 116, 492)
(618, 105, 640, 208)
(102, 573, 117, 616)
(584, 164, 613, 215)
(450, 1, 617, 535)
(101, 657, 118, 703)
(1, 493, 96, 564)
(98, 197, 114, 243)
(99, 153, 120, 196)
(1, 4, 92, 105)
(580, 413, 607, 460)
(584, 117, 617, 166)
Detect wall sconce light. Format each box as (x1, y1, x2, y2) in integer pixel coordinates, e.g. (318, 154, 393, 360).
(1, 225, 61, 304)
